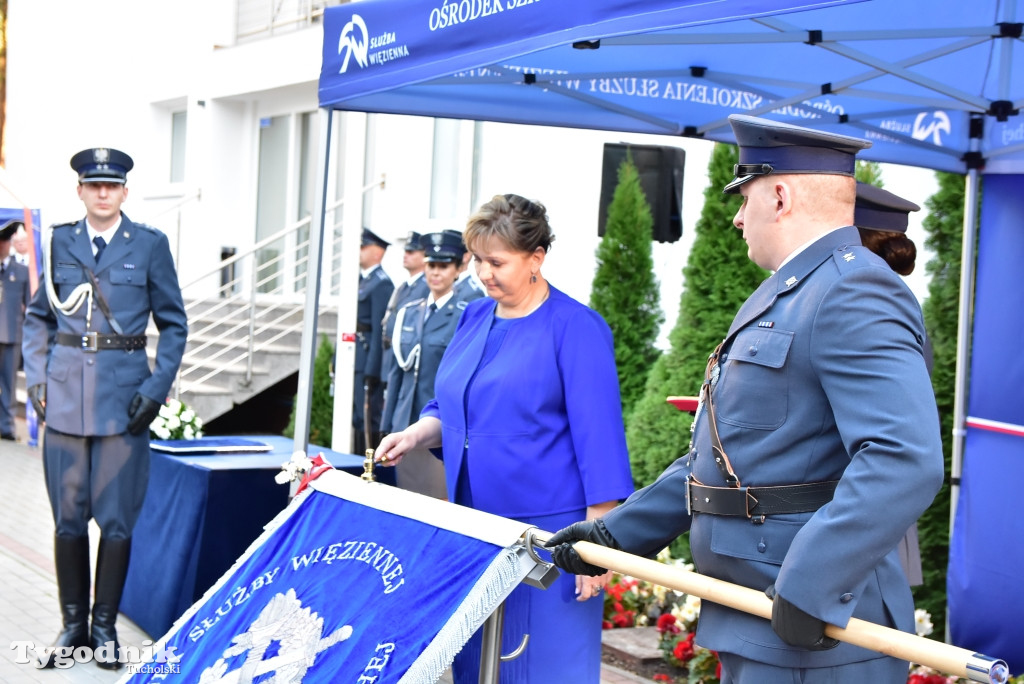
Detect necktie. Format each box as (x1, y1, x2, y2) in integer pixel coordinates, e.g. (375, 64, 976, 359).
(425, 302, 437, 321)
(93, 236, 107, 263)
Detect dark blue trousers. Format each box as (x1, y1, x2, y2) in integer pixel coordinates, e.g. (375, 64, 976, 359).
(42, 428, 150, 539)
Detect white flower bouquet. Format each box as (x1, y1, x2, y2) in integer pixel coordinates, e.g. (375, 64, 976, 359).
(149, 398, 204, 441)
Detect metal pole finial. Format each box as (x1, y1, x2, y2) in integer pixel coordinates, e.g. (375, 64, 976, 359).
(362, 449, 376, 482)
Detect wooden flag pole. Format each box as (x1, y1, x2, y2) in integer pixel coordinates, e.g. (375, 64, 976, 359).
(531, 533, 1009, 684)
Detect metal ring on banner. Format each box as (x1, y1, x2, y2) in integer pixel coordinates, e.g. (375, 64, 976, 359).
(522, 527, 545, 565)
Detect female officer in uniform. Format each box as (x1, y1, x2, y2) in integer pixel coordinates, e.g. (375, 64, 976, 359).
(854, 181, 927, 587)
(380, 230, 468, 497)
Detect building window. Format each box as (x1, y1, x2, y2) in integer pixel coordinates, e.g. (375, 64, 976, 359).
(170, 111, 188, 183)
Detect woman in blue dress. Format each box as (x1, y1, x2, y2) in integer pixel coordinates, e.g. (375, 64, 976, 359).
(375, 194, 634, 683)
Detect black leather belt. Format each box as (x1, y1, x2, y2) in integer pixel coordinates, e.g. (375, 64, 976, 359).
(687, 479, 839, 518)
(355, 323, 371, 333)
(56, 332, 148, 352)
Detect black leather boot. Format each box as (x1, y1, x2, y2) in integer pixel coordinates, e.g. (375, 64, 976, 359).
(40, 534, 91, 668)
(90, 537, 131, 670)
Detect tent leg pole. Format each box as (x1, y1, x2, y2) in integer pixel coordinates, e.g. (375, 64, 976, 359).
(290, 107, 333, 493)
(948, 165, 980, 642)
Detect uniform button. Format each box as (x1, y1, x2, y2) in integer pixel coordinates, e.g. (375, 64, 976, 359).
(86, 359, 94, 366)
(749, 346, 758, 356)
(757, 538, 767, 553)
(839, 593, 854, 603)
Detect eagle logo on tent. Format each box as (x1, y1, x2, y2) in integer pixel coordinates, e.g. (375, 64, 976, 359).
(338, 14, 369, 73)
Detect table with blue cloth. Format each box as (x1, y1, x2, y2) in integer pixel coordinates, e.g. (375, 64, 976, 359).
(119, 435, 379, 639)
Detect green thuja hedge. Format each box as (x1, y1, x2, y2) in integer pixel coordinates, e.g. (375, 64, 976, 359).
(626, 143, 766, 488)
(590, 155, 662, 420)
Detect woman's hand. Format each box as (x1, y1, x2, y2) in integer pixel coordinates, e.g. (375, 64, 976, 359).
(373, 431, 412, 466)
(576, 569, 613, 602)
(572, 499, 619, 600)
(372, 417, 442, 466)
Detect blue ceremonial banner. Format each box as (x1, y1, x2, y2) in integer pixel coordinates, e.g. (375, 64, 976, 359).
(123, 473, 532, 682)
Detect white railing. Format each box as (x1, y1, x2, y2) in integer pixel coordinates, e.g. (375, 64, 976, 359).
(171, 199, 347, 399)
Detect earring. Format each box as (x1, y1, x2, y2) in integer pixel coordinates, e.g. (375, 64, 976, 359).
(530, 273, 537, 284)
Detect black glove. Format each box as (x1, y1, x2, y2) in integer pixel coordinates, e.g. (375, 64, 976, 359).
(545, 519, 621, 576)
(126, 393, 162, 436)
(27, 384, 46, 421)
(765, 584, 840, 650)
(364, 375, 380, 392)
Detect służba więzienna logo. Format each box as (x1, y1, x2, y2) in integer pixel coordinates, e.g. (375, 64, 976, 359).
(338, 14, 369, 73)
(913, 111, 951, 146)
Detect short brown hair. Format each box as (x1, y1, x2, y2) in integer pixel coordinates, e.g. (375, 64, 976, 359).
(464, 194, 555, 255)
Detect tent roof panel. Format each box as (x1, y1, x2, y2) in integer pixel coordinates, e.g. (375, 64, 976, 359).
(320, 0, 1024, 174)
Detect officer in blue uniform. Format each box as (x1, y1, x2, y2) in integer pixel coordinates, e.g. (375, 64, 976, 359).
(0, 219, 31, 441)
(855, 182, 926, 587)
(446, 228, 486, 303)
(380, 231, 428, 389)
(548, 115, 943, 683)
(380, 231, 470, 499)
(354, 228, 394, 455)
(22, 148, 188, 669)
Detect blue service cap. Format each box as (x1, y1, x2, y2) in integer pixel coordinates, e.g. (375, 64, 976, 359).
(0, 219, 24, 241)
(855, 182, 920, 233)
(422, 231, 466, 263)
(404, 231, 424, 251)
(442, 229, 466, 246)
(70, 147, 134, 184)
(724, 115, 872, 194)
(361, 228, 390, 249)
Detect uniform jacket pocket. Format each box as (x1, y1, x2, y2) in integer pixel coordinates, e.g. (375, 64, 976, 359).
(113, 362, 151, 387)
(715, 327, 793, 430)
(53, 262, 85, 285)
(109, 268, 148, 287)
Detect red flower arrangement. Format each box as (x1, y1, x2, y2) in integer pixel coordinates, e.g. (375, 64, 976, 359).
(908, 674, 953, 684)
(602, 576, 643, 629)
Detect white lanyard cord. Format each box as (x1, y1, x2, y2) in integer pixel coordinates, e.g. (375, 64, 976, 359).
(391, 303, 422, 373)
(42, 228, 95, 327)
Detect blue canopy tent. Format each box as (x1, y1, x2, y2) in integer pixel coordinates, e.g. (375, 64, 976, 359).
(292, 0, 1024, 672)
(0, 207, 43, 274)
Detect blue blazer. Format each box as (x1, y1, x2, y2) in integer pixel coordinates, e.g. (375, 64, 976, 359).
(603, 226, 944, 668)
(22, 215, 188, 436)
(422, 286, 634, 519)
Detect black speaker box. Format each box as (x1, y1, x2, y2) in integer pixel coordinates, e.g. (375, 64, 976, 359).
(598, 143, 685, 243)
